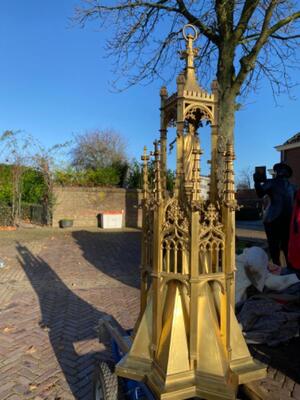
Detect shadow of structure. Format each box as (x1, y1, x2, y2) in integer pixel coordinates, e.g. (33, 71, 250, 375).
(16, 242, 113, 400)
(72, 230, 141, 290)
(249, 340, 300, 384)
(17, 232, 300, 398)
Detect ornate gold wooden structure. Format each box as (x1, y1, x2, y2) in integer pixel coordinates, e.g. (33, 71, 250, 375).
(116, 25, 266, 400)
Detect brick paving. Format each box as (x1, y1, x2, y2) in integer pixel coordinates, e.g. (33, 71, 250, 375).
(244, 339, 300, 400)
(0, 226, 300, 400)
(0, 229, 140, 400)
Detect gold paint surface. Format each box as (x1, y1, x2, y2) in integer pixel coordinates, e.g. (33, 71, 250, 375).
(116, 24, 266, 399)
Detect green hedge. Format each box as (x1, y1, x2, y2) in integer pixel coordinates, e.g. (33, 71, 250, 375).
(0, 164, 46, 205)
(0, 165, 12, 204)
(54, 166, 124, 187)
(0, 202, 12, 226)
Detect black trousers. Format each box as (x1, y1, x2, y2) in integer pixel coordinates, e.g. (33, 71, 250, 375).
(264, 217, 290, 266)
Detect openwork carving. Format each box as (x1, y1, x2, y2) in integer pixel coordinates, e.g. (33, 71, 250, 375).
(199, 203, 225, 274)
(185, 105, 213, 129)
(161, 199, 189, 274)
(162, 198, 189, 234)
(143, 204, 154, 268)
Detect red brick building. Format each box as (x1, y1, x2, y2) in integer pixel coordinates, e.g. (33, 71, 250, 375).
(275, 132, 300, 187)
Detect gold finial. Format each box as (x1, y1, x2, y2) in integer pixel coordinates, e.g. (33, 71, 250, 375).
(153, 140, 162, 202)
(191, 147, 202, 204)
(181, 24, 199, 71)
(223, 142, 237, 210)
(179, 24, 200, 91)
(141, 146, 149, 200)
(141, 145, 149, 162)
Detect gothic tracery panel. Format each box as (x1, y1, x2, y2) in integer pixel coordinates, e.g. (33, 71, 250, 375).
(198, 203, 225, 274)
(161, 199, 189, 275)
(184, 104, 213, 128)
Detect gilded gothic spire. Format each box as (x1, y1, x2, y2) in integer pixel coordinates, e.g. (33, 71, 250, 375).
(180, 24, 201, 91)
(116, 25, 266, 400)
(153, 140, 162, 202)
(141, 146, 149, 200)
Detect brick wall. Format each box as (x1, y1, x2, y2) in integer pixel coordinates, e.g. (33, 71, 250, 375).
(236, 189, 262, 206)
(282, 147, 300, 187)
(52, 186, 142, 228)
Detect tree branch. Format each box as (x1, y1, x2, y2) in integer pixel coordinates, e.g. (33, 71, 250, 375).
(76, 0, 179, 25)
(75, 0, 300, 94)
(176, 0, 219, 44)
(233, 0, 260, 42)
(268, 9, 300, 37)
(215, 0, 234, 40)
(83, 1, 178, 13)
(240, 32, 300, 44)
(234, 0, 291, 92)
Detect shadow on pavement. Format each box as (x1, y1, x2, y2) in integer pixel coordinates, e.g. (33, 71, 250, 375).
(16, 231, 300, 396)
(16, 242, 113, 400)
(72, 230, 141, 289)
(249, 340, 300, 384)
(72, 230, 300, 386)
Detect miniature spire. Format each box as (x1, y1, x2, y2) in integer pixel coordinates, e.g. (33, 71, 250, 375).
(153, 140, 162, 202)
(160, 86, 168, 99)
(180, 24, 199, 88)
(141, 146, 149, 200)
(223, 142, 237, 210)
(191, 147, 202, 203)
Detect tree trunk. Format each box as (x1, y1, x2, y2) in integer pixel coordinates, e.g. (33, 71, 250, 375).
(217, 44, 236, 144)
(12, 165, 23, 226)
(217, 89, 236, 147)
(43, 173, 53, 226)
(216, 44, 238, 196)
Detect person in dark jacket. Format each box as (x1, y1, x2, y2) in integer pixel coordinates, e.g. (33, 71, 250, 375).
(254, 162, 297, 265)
(288, 189, 300, 270)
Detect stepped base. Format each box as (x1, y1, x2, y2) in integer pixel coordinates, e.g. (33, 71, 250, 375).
(230, 357, 266, 384)
(117, 354, 266, 400)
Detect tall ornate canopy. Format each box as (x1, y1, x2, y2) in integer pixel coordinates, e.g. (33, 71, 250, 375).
(116, 25, 266, 400)
(159, 24, 219, 201)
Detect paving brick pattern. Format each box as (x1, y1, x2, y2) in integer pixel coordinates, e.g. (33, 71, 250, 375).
(0, 229, 140, 400)
(1, 227, 300, 400)
(244, 340, 300, 400)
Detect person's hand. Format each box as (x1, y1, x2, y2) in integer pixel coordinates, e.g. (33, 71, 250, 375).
(268, 262, 281, 275)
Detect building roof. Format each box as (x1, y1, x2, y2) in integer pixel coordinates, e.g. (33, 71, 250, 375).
(275, 132, 300, 152)
(283, 132, 300, 145)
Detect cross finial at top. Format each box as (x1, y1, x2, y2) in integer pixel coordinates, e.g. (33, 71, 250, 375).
(180, 24, 199, 71)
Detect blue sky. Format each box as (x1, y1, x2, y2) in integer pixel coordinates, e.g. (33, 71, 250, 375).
(1, 1, 299, 179)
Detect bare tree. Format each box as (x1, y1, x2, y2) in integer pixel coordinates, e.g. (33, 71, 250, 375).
(74, 1, 300, 161)
(0, 130, 33, 225)
(32, 142, 71, 225)
(0, 130, 70, 226)
(236, 166, 253, 190)
(71, 129, 127, 170)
